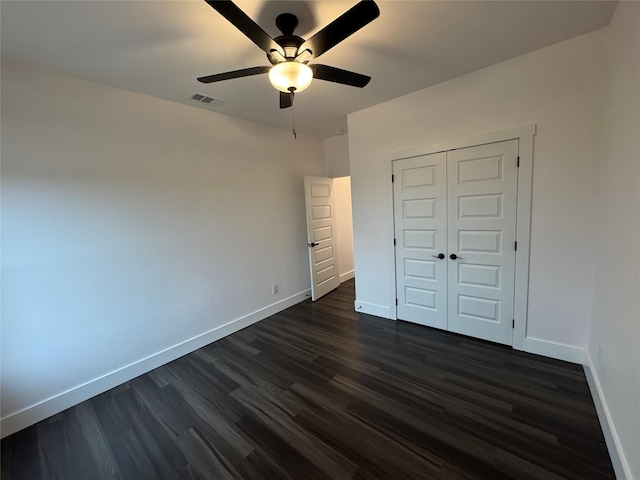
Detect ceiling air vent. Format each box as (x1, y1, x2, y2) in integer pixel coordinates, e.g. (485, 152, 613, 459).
(189, 93, 225, 107)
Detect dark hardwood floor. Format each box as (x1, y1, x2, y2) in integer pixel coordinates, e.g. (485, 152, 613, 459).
(2, 279, 615, 479)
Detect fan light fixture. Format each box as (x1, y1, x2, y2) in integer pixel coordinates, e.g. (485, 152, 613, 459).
(269, 62, 313, 93)
(198, 1, 380, 110)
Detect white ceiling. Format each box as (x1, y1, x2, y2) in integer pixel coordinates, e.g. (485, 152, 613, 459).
(1, 1, 617, 139)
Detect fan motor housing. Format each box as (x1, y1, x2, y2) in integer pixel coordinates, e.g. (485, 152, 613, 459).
(266, 13, 306, 64)
(268, 35, 305, 64)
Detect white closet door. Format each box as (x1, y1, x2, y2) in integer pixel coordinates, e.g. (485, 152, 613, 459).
(446, 140, 519, 345)
(393, 153, 448, 328)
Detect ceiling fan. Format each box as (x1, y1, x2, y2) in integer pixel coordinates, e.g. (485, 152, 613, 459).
(198, 0, 380, 109)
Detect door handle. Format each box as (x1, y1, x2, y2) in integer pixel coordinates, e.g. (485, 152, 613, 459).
(307, 242, 319, 247)
(431, 253, 445, 259)
(450, 253, 464, 260)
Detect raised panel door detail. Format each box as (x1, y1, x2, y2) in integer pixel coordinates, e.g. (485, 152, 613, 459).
(406, 287, 436, 310)
(316, 264, 336, 285)
(458, 295, 500, 323)
(403, 198, 435, 219)
(313, 225, 333, 242)
(405, 259, 436, 281)
(404, 230, 436, 250)
(458, 194, 502, 219)
(458, 264, 500, 288)
(314, 246, 334, 264)
(402, 166, 435, 188)
(312, 205, 331, 220)
(458, 155, 503, 184)
(458, 231, 502, 253)
(310, 183, 330, 197)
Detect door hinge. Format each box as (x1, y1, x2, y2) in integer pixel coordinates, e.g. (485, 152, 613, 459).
(391, 174, 395, 183)
(512, 319, 515, 329)
(517, 156, 520, 167)
(393, 238, 397, 246)
(396, 298, 398, 306)
(515, 241, 518, 251)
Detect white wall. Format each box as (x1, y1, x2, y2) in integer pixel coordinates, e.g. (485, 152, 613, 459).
(587, 2, 640, 479)
(1, 60, 325, 435)
(324, 133, 350, 177)
(333, 177, 354, 282)
(348, 25, 607, 355)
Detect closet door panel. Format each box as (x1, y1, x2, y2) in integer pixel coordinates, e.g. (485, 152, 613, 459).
(393, 153, 448, 328)
(447, 140, 519, 345)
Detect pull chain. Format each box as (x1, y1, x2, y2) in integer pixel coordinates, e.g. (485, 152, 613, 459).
(291, 93, 297, 140)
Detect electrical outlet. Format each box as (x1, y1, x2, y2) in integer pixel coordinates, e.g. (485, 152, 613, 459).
(272, 284, 278, 295)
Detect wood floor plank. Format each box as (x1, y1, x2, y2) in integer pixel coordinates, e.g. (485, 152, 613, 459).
(1, 279, 615, 479)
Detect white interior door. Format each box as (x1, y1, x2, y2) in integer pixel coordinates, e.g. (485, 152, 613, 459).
(393, 153, 448, 328)
(304, 176, 340, 301)
(447, 140, 519, 345)
(392, 140, 519, 346)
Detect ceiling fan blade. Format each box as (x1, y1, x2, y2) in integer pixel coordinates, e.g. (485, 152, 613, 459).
(297, 1, 380, 60)
(197, 66, 271, 84)
(311, 64, 371, 88)
(205, 1, 285, 57)
(280, 91, 293, 109)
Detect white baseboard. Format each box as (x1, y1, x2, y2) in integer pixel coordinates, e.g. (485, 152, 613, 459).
(0, 289, 310, 439)
(354, 300, 394, 320)
(339, 269, 355, 283)
(584, 351, 632, 480)
(519, 336, 586, 364)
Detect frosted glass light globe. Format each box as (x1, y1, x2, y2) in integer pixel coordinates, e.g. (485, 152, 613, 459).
(269, 62, 313, 93)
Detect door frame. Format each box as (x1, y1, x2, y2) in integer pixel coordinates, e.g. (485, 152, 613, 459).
(384, 125, 535, 352)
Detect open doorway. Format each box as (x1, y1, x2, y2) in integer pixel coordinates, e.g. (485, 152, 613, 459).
(333, 176, 354, 284)
(323, 132, 354, 286)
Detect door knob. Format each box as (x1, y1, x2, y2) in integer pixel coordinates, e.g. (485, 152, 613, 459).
(450, 253, 464, 260)
(431, 253, 445, 259)
(307, 242, 319, 247)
